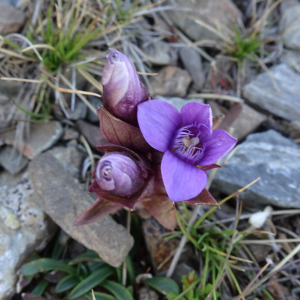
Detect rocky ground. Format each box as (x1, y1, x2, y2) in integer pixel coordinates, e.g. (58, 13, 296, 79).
(0, 0, 300, 299)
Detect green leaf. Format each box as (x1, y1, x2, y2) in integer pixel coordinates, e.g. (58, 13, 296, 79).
(101, 280, 134, 300)
(68, 265, 114, 300)
(144, 277, 179, 295)
(86, 292, 117, 300)
(125, 256, 135, 286)
(31, 280, 48, 296)
(54, 275, 80, 293)
(88, 262, 106, 273)
(21, 259, 76, 276)
(70, 250, 101, 265)
(51, 231, 65, 260)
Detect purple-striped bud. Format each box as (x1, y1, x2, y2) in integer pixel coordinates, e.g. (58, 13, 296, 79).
(102, 49, 150, 126)
(95, 152, 145, 198)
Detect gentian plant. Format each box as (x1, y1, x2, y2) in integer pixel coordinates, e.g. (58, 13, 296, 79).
(74, 49, 237, 230)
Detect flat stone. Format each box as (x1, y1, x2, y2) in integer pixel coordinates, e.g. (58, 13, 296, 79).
(0, 0, 22, 7)
(166, 0, 241, 42)
(139, 286, 159, 300)
(0, 80, 22, 98)
(213, 130, 300, 208)
(155, 96, 203, 112)
(281, 50, 300, 73)
(29, 152, 133, 267)
(1, 121, 63, 159)
(76, 120, 109, 149)
(49, 143, 83, 178)
(179, 47, 205, 91)
(150, 66, 192, 97)
(0, 145, 28, 175)
(142, 41, 172, 65)
(280, 2, 300, 50)
(67, 100, 87, 120)
(142, 217, 179, 273)
(87, 96, 101, 123)
(229, 104, 267, 140)
(0, 2, 25, 34)
(0, 171, 56, 300)
(287, 121, 300, 139)
(243, 64, 300, 121)
(63, 127, 79, 141)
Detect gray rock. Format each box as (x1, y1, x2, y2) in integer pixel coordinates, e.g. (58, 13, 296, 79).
(0, 80, 22, 98)
(280, 2, 300, 50)
(139, 286, 159, 300)
(213, 130, 300, 208)
(229, 104, 267, 140)
(281, 50, 300, 73)
(0, 0, 22, 7)
(76, 120, 110, 149)
(142, 41, 172, 65)
(63, 127, 79, 141)
(49, 143, 83, 178)
(87, 96, 101, 123)
(68, 100, 87, 120)
(1, 121, 63, 159)
(0, 2, 25, 35)
(156, 96, 203, 112)
(29, 152, 134, 267)
(142, 217, 179, 273)
(243, 64, 300, 121)
(179, 47, 205, 91)
(287, 120, 300, 139)
(0, 171, 56, 300)
(280, 0, 299, 12)
(0, 145, 28, 175)
(166, 0, 241, 42)
(150, 66, 192, 97)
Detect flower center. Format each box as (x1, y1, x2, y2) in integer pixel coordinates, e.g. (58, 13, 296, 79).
(101, 162, 113, 181)
(182, 136, 200, 148)
(170, 124, 207, 165)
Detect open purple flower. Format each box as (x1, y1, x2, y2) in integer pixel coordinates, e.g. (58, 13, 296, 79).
(102, 49, 150, 126)
(137, 100, 237, 202)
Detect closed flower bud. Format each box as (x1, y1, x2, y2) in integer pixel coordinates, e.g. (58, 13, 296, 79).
(95, 152, 145, 198)
(102, 49, 150, 125)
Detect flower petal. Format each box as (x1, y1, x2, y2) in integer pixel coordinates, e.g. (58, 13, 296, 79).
(199, 129, 237, 166)
(181, 102, 213, 130)
(138, 100, 181, 152)
(161, 151, 207, 202)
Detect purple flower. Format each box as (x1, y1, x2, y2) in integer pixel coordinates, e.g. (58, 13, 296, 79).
(102, 49, 150, 126)
(92, 152, 145, 198)
(137, 100, 237, 202)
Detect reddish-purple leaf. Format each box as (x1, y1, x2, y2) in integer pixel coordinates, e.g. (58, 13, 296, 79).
(142, 194, 177, 230)
(73, 198, 122, 226)
(88, 175, 154, 210)
(98, 107, 152, 153)
(198, 164, 221, 171)
(186, 188, 218, 206)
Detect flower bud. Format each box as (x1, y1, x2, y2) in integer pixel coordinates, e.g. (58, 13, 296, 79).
(102, 49, 150, 125)
(95, 152, 145, 198)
